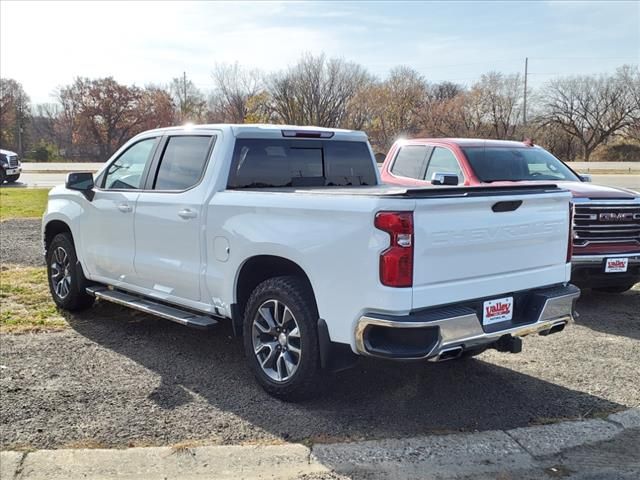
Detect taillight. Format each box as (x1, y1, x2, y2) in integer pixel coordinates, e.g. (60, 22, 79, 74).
(375, 211, 414, 287)
(567, 203, 574, 263)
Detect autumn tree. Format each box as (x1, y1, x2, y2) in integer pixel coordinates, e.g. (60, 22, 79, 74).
(55, 77, 175, 160)
(366, 66, 428, 151)
(268, 53, 371, 126)
(0, 78, 31, 155)
(539, 69, 638, 161)
(138, 86, 176, 131)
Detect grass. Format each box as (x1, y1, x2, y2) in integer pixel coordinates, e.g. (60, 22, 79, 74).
(0, 188, 49, 221)
(0, 265, 67, 332)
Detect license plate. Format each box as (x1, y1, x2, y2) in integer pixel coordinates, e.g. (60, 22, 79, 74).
(483, 296, 513, 325)
(605, 258, 628, 273)
(5, 168, 18, 175)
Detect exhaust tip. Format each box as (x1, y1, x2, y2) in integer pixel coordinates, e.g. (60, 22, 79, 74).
(438, 346, 463, 361)
(540, 321, 567, 336)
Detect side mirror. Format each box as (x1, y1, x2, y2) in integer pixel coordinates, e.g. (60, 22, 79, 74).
(431, 172, 459, 186)
(66, 172, 95, 200)
(579, 173, 592, 183)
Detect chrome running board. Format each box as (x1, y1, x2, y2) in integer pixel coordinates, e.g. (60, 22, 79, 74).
(86, 286, 219, 329)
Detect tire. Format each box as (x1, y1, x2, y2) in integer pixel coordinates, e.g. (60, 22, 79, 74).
(6, 174, 20, 183)
(593, 285, 634, 294)
(46, 233, 94, 311)
(243, 275, 322, 401)
(0, 169, 5, 184)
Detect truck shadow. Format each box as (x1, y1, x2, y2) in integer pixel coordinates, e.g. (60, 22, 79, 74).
(64, 303, 627, 447)
(574, 286, 640, 341)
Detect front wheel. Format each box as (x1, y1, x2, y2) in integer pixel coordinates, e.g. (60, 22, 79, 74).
(6, 174, 20, 183)
(593, 285, 634, 294)
(243, 276, 322, 401)
(46, 233, 94, 311)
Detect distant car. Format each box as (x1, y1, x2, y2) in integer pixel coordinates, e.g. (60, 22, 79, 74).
(380, 138, 640, 293)
(0, 149, 22, 184)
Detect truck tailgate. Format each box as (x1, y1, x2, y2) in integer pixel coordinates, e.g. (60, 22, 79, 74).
(411, 187, 572, 309)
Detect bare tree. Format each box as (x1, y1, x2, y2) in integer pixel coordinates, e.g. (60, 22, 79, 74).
(540, 71, 637, 161)
(169, 73, 207, 123)
(473, 72, 523, 139)
(421, 88, 488, 138)
(615, 65, 640, 142)
(268, 53, 371, 126)
(431, 81, 463, 101)
(212, 63, 264, 123)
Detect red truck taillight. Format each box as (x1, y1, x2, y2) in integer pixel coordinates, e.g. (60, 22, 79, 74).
(567, 203, 574, 263)
(375, 211, 414, 287)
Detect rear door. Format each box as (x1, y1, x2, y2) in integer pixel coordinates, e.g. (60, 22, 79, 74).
(132, 133, 216, 303)
(411, 188, 572, 309)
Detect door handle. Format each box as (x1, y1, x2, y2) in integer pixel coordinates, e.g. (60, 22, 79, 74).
(117, 203, 132, 213)
(178, 208, 197, 219)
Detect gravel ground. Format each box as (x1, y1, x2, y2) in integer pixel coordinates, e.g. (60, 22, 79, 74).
(0, 219, 44, 267)
(1, 220, 639, 450)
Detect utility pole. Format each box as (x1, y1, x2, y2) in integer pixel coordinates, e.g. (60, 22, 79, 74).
(523, 57, 528, 126)
(16, 98, 23, 157)
(183, 71, 187, 120)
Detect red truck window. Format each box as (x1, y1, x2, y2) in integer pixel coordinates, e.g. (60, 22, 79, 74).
(390, 145, 431, 179)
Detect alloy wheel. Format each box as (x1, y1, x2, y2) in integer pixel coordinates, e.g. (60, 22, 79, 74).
(50, 246, 72, 299)
(252, 299, 302, 382)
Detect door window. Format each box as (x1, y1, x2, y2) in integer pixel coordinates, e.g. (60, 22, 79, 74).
(153, 136, 213, 190)
(425, 147, 464, 183)
(103, 138, 157, 190)
(390, 145, 430, 179)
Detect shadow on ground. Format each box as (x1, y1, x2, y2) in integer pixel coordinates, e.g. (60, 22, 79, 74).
(574, 286, 640, 341)
(18, 302, 615, 447)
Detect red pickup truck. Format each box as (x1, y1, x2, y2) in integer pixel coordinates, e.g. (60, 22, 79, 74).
(380, 138, 640, 293)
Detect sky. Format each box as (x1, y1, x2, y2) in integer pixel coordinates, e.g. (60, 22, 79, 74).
(1, 0, 638, 104)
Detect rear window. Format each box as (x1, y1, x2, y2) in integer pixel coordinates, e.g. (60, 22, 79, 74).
(390, 145, 430, 179)
(227, 139, 377, 188)
(463, 147, 579, 182)
(154, 136, 213, 190)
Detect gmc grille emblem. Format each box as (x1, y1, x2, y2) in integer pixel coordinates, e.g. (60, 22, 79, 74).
(599, 212, 634, 221)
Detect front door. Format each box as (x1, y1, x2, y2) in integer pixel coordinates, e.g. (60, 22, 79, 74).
(81, 137, 159, 284)
(132, 134, 215, 304)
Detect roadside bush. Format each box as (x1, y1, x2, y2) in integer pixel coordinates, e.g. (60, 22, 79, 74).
(29, 141, 60, 162)
(591, 140, 640, 162)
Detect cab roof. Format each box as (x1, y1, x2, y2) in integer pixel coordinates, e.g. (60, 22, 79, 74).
(140, 124, 367, 141)
(405, 138, 538, 148)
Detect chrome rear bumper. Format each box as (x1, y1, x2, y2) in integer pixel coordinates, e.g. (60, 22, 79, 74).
(572, 253, 640, 265)
(355, 284, 580, 360)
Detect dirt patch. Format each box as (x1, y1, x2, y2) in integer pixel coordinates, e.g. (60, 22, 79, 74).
(0, 219, 45, 268)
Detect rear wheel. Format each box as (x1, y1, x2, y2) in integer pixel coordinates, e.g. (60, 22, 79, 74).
(593, 285, 634, 294)
(46, 233, 94, 311)
(243, 275, 322, 401)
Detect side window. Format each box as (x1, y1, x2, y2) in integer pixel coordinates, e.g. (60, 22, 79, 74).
(153, 136, 213, 191)
(390, 145, 430, 179)
(103, 138, 157, 190)
(425, 147, 464, 183)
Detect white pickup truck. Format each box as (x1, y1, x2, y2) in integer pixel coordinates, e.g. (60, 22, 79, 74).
(43, 124, 579, 400)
